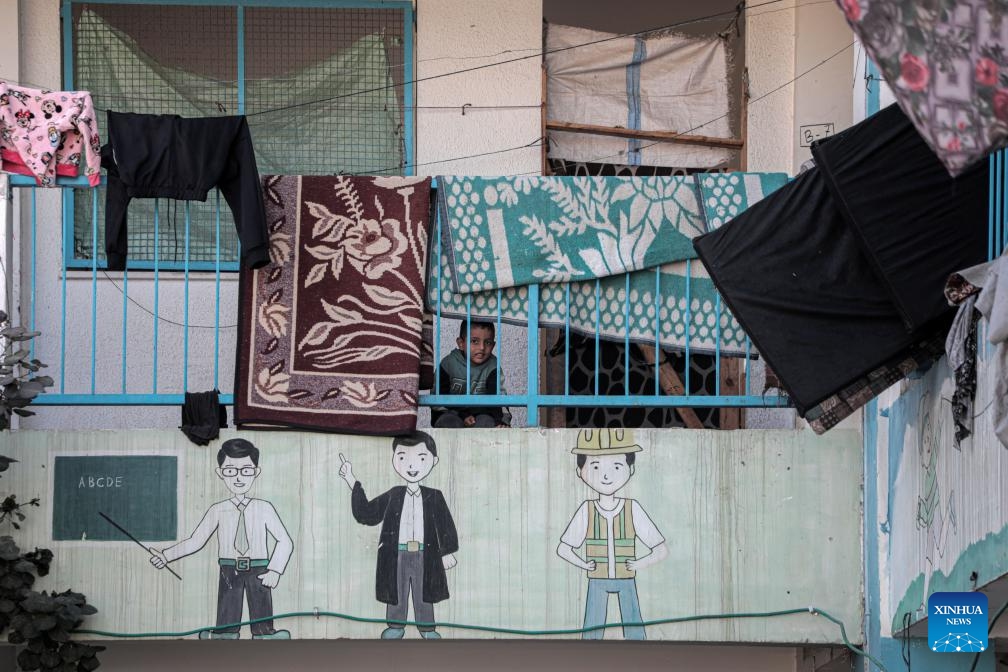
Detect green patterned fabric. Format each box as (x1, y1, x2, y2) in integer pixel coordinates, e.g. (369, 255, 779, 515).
(427, 172, 788, 356)
(437, 176, 704, 293)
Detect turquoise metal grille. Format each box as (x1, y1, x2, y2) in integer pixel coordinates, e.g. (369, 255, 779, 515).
(64, 0, 411, 270)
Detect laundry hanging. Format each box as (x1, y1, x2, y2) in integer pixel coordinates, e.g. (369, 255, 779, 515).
(235, 175, 431, 435)
(837, 0, 1008, 176)
(694, 104, 988, 431)
(102, 111, 270, 271)
(436, 172, 787, 295)
(0, 82, 101, 186)
(428, 172, 788, 356)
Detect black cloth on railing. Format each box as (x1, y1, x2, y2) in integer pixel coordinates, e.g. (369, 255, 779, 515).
(180, 389, 228, 446)
(101, 111, 270, 271)
(694, 104, 988, 432)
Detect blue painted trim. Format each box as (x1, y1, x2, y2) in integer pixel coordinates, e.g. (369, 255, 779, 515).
(121, 266, 128, 394)
(419, 394, 791, 408)
(33, 393, 790, 408)
(526, 284, 540, 425)
(402, 2, 415, 175)
(866, 59, 881, 116)
(35, 393, 234, 405)
(59, 189, 69, 394)
(623, 273, 630, 392)
(863, 398, 881, 665)
(89, 190, 98, 395)
(152, 200, 161, 394)
(182, 202, 191, 393)
(29, 191, 37, 360)
(564, 283, 571, 396)
(69, 0, 411, 7)
(214, 191, 222, 390)
(990, 153, 996, 262)
(715, 293, 721, 396)
(62, 0, 74, 89)
(684, 258, 692, 392)
(653, 268, 660, 396)
(237, 5, 245, 115)
(625, 37, 646, 166)
(65, 259, 241, 273)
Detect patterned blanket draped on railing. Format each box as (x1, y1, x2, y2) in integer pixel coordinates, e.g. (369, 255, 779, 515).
(236, 175, 431, 435)
(428, 172, 788, 356)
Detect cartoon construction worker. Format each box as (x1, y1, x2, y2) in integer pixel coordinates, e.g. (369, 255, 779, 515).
(557, 428, 667, 640)
(340, 431, 458, 639)
(150, 438, 294, 639)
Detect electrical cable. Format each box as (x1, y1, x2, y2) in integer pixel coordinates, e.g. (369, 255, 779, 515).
(73, 604, 887, 670)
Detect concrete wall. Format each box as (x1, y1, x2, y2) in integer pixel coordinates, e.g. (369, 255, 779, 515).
(2, 427, 862, 644)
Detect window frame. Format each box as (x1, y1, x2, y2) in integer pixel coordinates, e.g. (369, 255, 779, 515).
(60, 0, 416, 272)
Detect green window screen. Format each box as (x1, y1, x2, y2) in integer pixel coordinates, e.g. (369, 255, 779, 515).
(68, 2, 408, 268)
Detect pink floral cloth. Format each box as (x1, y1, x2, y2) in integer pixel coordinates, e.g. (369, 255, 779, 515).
(0, 83, 101, 186)
(838, 0, 1008, 175)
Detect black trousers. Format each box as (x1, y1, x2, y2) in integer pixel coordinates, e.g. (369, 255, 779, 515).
(387, 550, 435, 631)
(214, 565, 275, 635)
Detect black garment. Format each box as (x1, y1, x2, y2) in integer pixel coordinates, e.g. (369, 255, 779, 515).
(102, 111, 270, 271)
(694, 104, 986, 418)
(180, 389, 227, 446)
(351, 483, 458, 605)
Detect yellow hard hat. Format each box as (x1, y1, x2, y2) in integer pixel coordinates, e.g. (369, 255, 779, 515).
(571, 428, 642, 455)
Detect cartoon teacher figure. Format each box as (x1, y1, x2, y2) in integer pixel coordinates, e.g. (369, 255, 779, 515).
(340, 431, 459, 639)
(150, 438, 294, 639)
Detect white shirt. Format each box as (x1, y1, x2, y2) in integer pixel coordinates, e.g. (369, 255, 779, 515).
(560, 498, 664, 579)
(163, 496, 293, 574)
(398, 485, 425, 544)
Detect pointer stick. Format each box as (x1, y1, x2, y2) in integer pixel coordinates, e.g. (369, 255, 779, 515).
(98, 511, 182, 581)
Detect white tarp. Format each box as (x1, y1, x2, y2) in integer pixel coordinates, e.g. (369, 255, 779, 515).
(546, 24, 733, 168)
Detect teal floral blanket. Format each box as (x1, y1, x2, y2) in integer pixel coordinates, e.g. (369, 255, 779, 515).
(429, 172, 788, 356)
(437, 173, 787, 293)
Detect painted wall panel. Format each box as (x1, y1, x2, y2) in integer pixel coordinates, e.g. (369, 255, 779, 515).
(874, 346, 1008, 636)
(1, 428, 861, 644)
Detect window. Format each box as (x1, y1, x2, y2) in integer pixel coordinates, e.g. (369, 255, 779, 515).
(63, 0, 414, 270)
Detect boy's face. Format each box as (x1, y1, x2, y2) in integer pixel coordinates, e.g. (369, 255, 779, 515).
(456, 325, 495, 366)
(577, 454, 633, 496)
(216, 455, 260, 496)
(393, 442, 438, 484)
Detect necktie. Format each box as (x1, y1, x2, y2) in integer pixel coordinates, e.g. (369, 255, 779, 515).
(234, 502, 249, 556)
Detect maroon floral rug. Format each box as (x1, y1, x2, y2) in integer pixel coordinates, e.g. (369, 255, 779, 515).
(235, 175, 431, 434)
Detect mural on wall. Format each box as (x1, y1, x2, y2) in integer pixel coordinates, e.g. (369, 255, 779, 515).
(915, 392, 957, 612)
(150, 438, 294, 640)
(557, 428, 667, 640)
(339, 431, 458, 640)
(884, 355, 1007, 634)
(4, 429, 862, 642)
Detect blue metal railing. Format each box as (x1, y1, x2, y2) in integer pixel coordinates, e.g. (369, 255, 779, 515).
(8, 174, 790, 425)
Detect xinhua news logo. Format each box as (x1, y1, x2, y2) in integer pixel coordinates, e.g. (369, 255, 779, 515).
(928, 592, 988, 653)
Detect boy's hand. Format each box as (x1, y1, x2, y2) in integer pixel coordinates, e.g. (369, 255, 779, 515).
(338, 453, 356, 489)
(496, 423, 509, 428)
(258, 570, 281, 589)
(625, 559, 638, 571)
(442, 553, 458, 570)
(463, 415, 476, 427)
(584, 560, 596, 571)
(149, 549, 168, 569)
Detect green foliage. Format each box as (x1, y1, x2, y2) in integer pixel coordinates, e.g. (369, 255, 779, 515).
(0, 460, 101, 671)
(0, 310, 53, 430)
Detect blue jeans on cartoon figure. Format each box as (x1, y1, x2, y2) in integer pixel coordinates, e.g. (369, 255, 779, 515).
(582, 578, 645, 640)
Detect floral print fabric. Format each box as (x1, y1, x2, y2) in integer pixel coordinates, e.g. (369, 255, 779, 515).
(235, 175, 431, 435)
(838, 0, 1008, 175)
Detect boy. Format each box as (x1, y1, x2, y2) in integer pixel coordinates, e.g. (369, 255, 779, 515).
(557, 428, 667, 640)
(151, 438, 293, 640)
(431, 320, 510, 428)
(339, 431, 459, 639)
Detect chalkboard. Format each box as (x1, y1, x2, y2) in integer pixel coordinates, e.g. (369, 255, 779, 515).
(52, 456, 177, 542)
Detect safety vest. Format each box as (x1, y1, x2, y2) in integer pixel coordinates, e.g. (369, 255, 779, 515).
(585, 500, 636, 579)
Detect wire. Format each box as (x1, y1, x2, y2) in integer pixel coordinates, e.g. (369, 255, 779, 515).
(98, 271, 236, 330)
(73, 604, 886, 669)
(243, 0, 789, 118)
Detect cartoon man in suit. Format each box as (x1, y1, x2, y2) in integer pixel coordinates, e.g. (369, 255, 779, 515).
(151, 438, 293, 639)
(339, 431, 458, 639)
